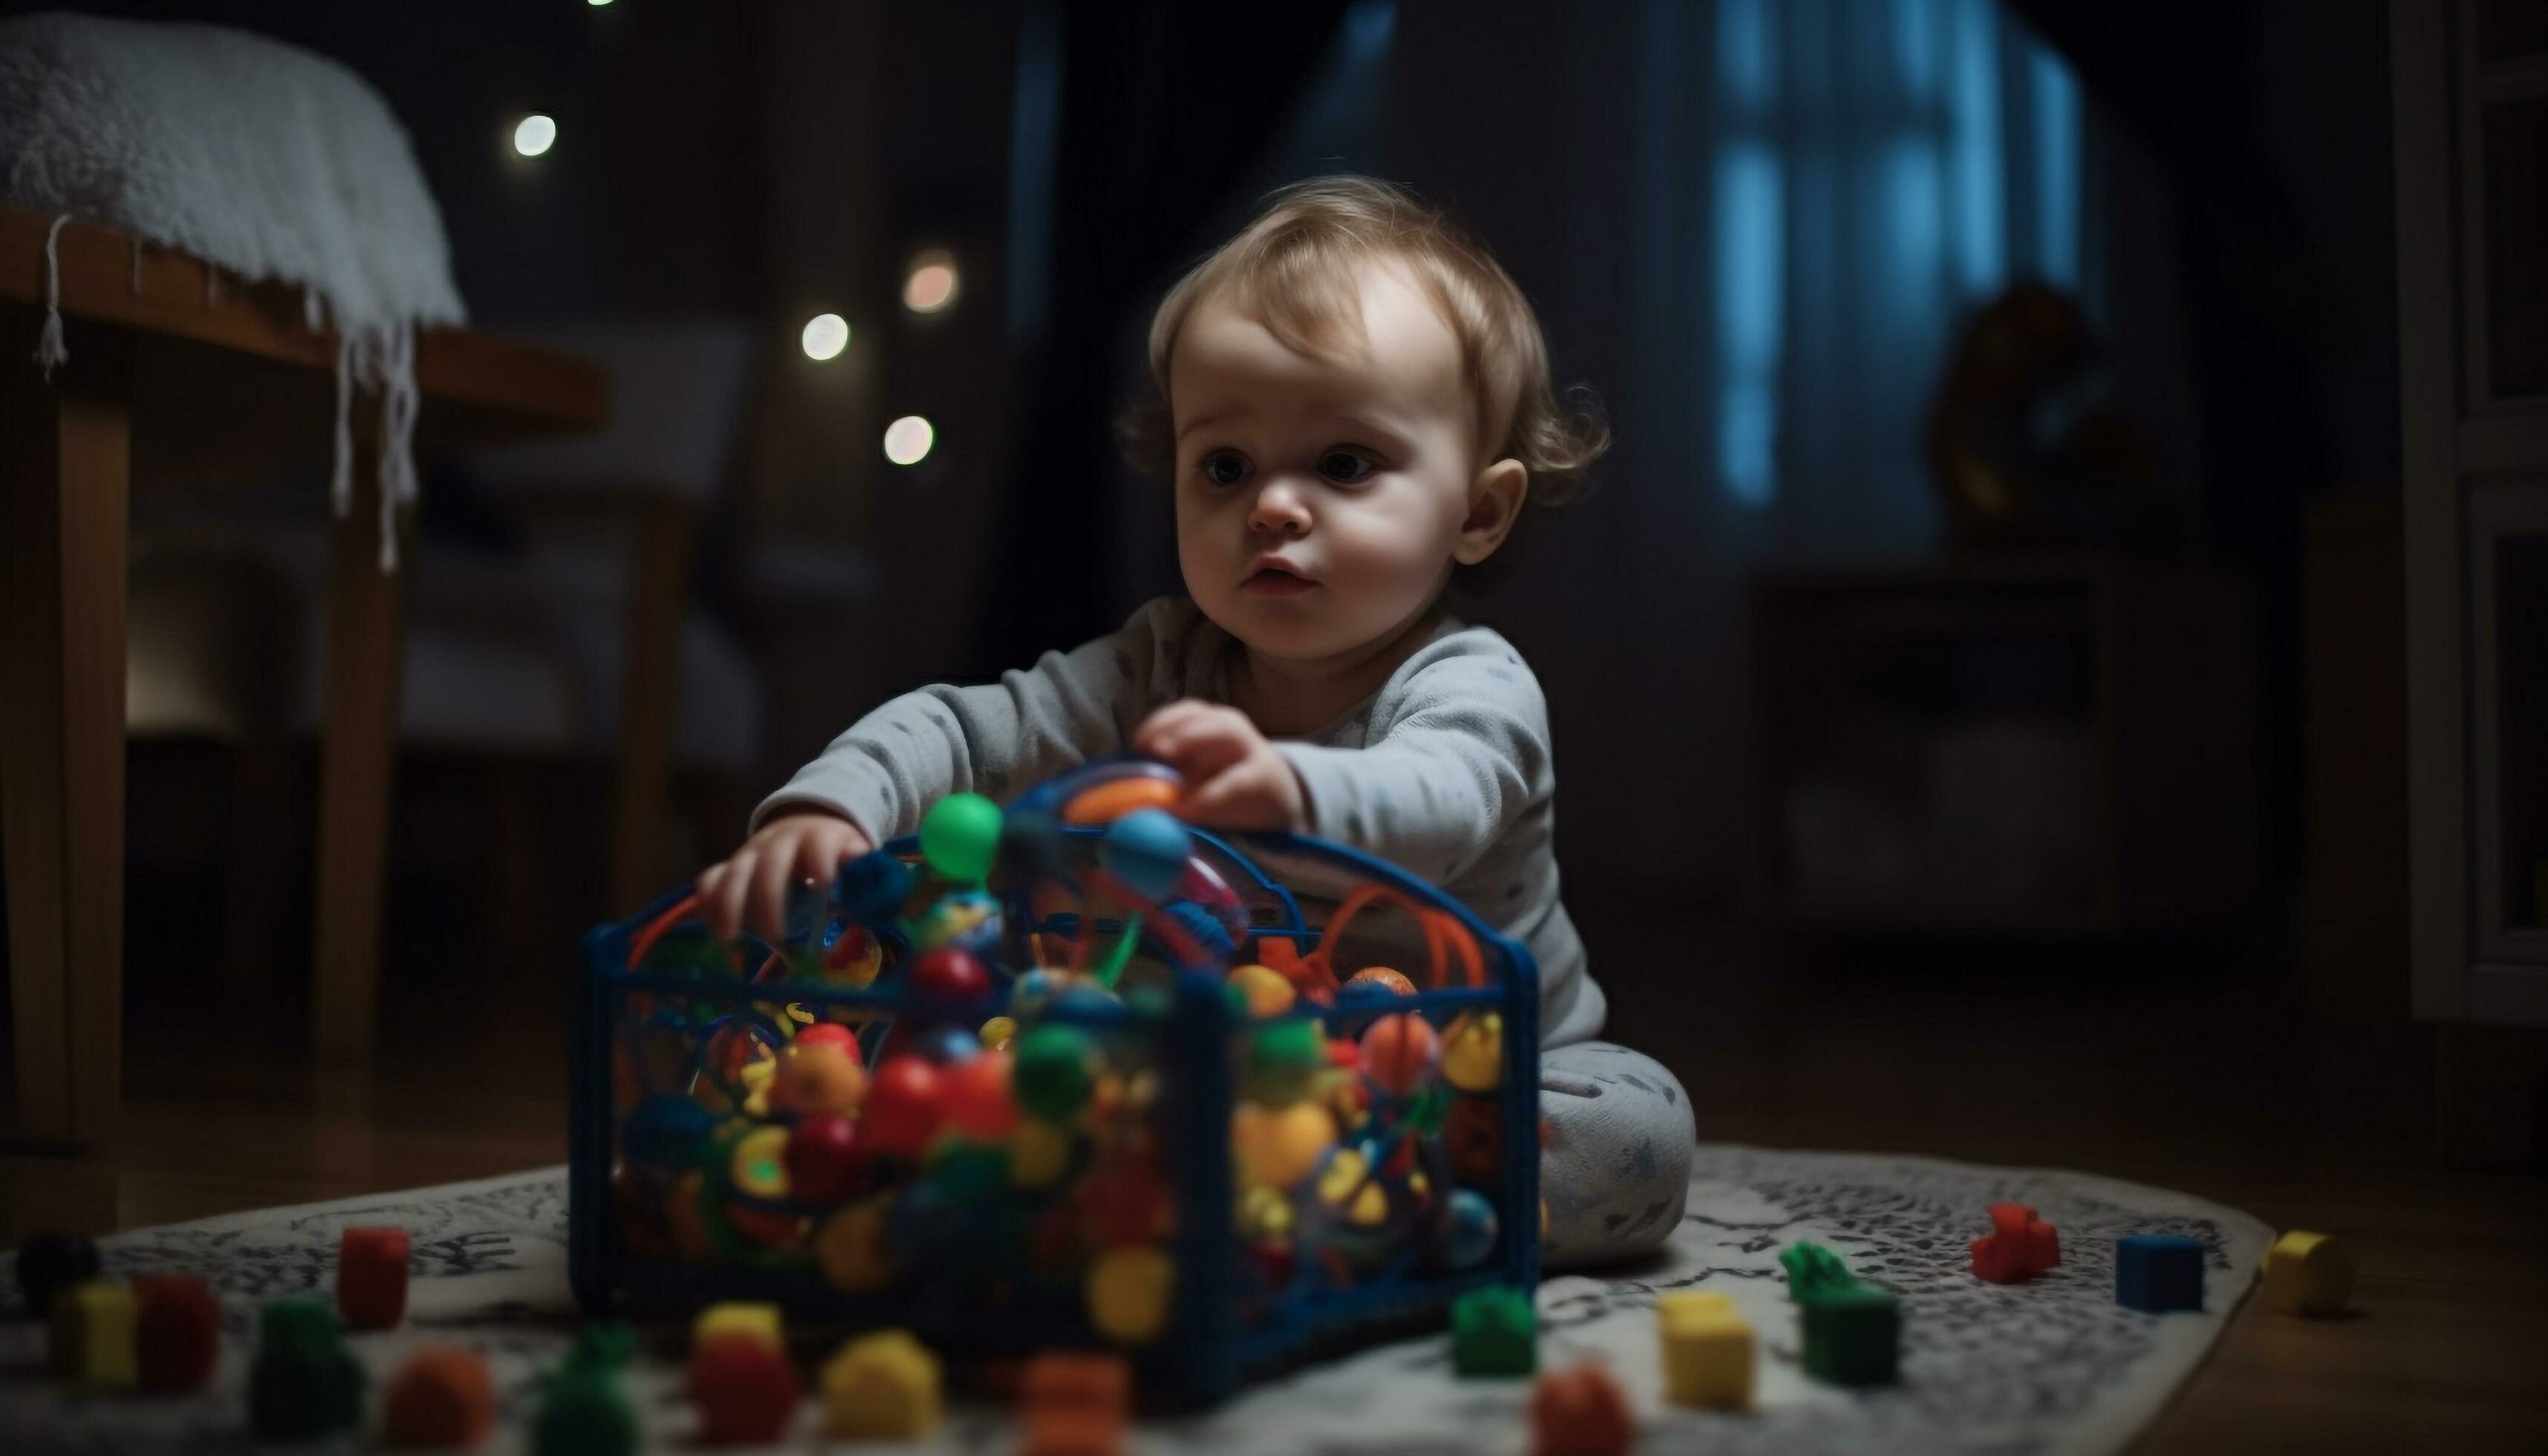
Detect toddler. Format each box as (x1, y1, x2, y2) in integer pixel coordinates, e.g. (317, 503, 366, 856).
(699, 176, 1694, 1267)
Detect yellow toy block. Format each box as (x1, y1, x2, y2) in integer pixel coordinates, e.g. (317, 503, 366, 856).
(50, 1281, 138, 1387)
(822, 1329, 942, 1440)
(2259, 1229, 2353, 1317)
(1657, 1290, 1753, 1409)
(692, 1301, 784, 1354)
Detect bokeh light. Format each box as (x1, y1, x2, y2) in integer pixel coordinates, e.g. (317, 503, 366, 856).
(903, 250, 960, 314)
(801, 313, 850, 362)
(884, 415, 935, 466)
(513, 114, 557, 157)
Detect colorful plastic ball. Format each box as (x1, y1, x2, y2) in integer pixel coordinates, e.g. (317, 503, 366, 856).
(784, 1116, 866, 1204)
(978, 1015, 1019, 1052)
(794, 1021, 861, 1057)
(819, 925, 884, 987)
(908, 946, 993, 1005)
(729, 1126, 793, 1200)
(920, 793, 1003, 884)
(1342, 966, 1417, 1000)
(1443, 1189, 1498, 1270)
(1232, 1100, 1337, 1190)
(941, 1052, 1020, 1140)
(1225, 963, 1296, 1018)
(859, 1057, 946, 1158)
(1013, 1026, 1097, 1122)
(837, 851, 914, 926)
(1359, 1013, 1441, 1096)
(1010, 1119, 1075, 1189)
(1087, 1247, 1175, 1344)
(1099, 807, 1192, 901)
(813, 1197, 897, 1293)
(770, 1041, 867, 1118)
(687, 1333, 801, 1445)
(1313, 1145, 1390, 1227)
(911, 890, 1003, 957)
(1008, 967, 1067, 1021)
(1242, 1019, 1325, 1105)
(1442, 1011, 1504, 1092)
(623, 1096, 716, 1174)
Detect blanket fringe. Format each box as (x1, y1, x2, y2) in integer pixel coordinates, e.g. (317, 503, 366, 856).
(32, 212, 69, 379)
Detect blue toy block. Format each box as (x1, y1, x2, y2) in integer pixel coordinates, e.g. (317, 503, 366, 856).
(2115, 1235, 2206, 1313)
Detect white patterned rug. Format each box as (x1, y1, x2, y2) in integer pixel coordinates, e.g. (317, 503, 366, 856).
(0, 1145, 2269, 1454)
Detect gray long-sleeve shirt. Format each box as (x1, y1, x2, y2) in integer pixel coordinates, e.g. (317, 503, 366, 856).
(754, 595, 1606, 1048)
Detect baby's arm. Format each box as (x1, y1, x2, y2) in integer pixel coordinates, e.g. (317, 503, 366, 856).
(701, 599, 1186, 937)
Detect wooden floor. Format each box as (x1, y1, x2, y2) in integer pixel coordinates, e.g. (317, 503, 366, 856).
(1, 767, 2543, 1452)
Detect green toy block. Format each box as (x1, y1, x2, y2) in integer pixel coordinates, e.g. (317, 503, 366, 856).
(1800, 1285, 1900, 1386)
(250, 1299, 365, 1439)
(536, 1325, 640, 1456)
(1450, 1285, 1537, 1377)
(1780, 1241, 1860, 1302)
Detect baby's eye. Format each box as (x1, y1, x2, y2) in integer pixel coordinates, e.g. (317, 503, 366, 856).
(1319, 448, 1379, 484)
(1198, 450, 1250, 487)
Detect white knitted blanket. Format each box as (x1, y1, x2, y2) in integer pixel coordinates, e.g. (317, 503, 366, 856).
(0, 10, 466, 568)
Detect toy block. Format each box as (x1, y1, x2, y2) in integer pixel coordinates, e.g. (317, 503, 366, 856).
(692, 1300, 784, 1355)
(337, 1226, 410, 1330)
(535, 1372, 637, 1456)
(1656, 1290, 1753, 1408)
(133, 1274, 220, 1392)
(2115, 1234, 2206, 1313)
(1779, 1241, 1859, 1301)
(1022, 1408, 1124, 1456)
(822, 1330, 943, 1440)
(1800, 1285, 1899, 1386)
(686, 1331, 802, 1444)
(1020, 1350, 1131, 1456)
(1451, 1284, 1537, 1377)
(383, 1343, 496, 1448)
(2258, 1229, 2353, 1317)
(250, 1299, 365, 1439)
(1972, 1203, 2061, 1283)
(1532, 1359, 1636, 1456)
(15, 1231, 100, 1319)
(49, 1280, 137, 1386)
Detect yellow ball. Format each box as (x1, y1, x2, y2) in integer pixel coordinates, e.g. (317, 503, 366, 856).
(1232, 1101, 1336, 1190)
(814, 1196, 899, 1293)
(1087, 1247, 1175, 1344)
(1226, 963, 1296, 1017)
(1443, 1010, 1504, 1092)
(979, 1015, 1018, 1052)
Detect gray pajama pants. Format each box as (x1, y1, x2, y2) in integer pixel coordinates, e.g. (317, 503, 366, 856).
(1538, 1041, 1696, 1269)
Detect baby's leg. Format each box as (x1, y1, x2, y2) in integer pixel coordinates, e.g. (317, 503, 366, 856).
(1539, 1041, 1695, 1269)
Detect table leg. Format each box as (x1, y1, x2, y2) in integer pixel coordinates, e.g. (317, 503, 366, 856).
(311, 441, 408, 1058)
(1, 320, 130, 1148)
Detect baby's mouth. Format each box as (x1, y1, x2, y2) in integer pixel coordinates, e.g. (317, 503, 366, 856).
(1243, 564, 1317, 594)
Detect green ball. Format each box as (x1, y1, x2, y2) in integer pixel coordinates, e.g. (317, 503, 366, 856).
(920, 793, 1004, 883)
(1013, 1024, 1096, 1122)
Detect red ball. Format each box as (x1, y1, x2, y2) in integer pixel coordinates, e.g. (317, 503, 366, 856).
(942, 1051, 1019, 1140)
(686, 1333, 801, 1445)
(784, 1115, 866, 1203)
(909, 947, 992, 1001)
(858, 1056, 946, 1158)
(793, 1022, 860, 1060)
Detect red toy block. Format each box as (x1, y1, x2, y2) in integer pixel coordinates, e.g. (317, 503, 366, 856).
(133, 1274, 220, 1392)
(1971, 1203, 2061, 1284)
(1020, 1351, 1129, 1456)
(1533, 1359, 1635, 1456)
(337, 1227, 410, 1330)
(687, 1332, 802, 1444)
(383, 1343, 495, 1448)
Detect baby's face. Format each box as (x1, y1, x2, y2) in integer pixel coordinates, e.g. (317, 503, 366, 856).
(1170, 260, 1483, 666)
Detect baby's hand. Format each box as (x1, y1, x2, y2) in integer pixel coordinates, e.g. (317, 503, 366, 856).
(1133, 699, 1309, 832)
(695, 809, 873, 942)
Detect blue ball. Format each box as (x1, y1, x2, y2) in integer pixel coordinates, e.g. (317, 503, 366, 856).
(1101, 807, 1192, 901)
(1443, 1189, 1499, 1270)
(839, 851, 914, 926)
(909, 1024, 982, 1065)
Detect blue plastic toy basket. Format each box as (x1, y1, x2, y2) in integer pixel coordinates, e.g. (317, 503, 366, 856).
(568, 768, 1539, 1406)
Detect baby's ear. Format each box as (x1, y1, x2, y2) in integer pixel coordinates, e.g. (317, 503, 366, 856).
(1454, 458, 1529, 565)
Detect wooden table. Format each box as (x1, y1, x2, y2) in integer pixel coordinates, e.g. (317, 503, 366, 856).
(0, 209, 607, 1147)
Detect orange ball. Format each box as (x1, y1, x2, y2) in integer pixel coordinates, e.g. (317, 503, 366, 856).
(771, 1042, 867, 1118)
(1358, 1013, 1440, 1096)
(1343, 966, 1417, 998)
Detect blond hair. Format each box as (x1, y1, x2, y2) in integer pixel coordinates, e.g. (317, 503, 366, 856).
(1119, 175, 1608, 589)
